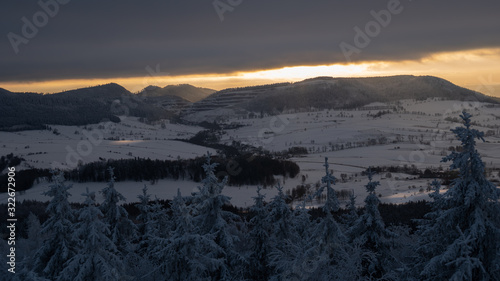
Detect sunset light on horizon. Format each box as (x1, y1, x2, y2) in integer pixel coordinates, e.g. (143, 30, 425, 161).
(3, 47, 500, 97)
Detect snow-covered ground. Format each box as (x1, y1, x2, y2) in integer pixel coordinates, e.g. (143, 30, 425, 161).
(0, 117, 214, 170)
(0, 170, 439, 208)
(1, 98, 499, 207)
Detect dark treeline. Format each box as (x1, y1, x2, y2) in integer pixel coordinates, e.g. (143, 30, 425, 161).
(0, 155, 299, 193)
(66, 155, 299, 187)
(309, 200, 430, 233)
(182, 130, 241, 157)
(0, 198, 430, 243)
(367, 164, 460, 184)
(0, 153, 23, 171)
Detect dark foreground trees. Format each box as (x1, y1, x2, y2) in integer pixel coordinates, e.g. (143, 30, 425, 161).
(415, 111, 500, 281)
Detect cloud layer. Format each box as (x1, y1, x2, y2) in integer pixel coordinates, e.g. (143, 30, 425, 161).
(1, 0, 499, 82)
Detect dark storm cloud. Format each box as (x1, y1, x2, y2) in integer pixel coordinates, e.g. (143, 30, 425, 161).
(1, 0, 499, 82)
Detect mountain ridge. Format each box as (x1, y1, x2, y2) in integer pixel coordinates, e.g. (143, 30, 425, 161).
(184, 75, 498, 115)
(138, 84, 215, 102)
(0, 83, 170, 131)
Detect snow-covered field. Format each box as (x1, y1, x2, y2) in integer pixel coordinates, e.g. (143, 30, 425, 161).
(1, 98, 499, 207)
(0, 117, 214, 170)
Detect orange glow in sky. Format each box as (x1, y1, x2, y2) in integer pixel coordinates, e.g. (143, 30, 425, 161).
(2, 48, 500, 97)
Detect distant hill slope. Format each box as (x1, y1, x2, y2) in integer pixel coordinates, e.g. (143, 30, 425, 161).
(139, 84, 215, 102)
(0, 83, 170, 131)
(2, 76, 496, 131)
(0, 88, 13, 95)
(185, 75, 497, 114)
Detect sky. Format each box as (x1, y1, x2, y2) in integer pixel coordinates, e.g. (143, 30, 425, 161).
(1, 0, 500, 96)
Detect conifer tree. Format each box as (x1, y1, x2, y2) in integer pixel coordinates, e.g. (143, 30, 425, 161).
(59, 188, 125, 281)
(304, 158, 350, 280)
(136, 185, 152, 238)
(13, 213, 51, 281)
(135, 185, 168, 253)
(248, 186, 272, 280)
(267, 182, 304, 280)
(127, 185, 162, 279)
(152, 189, 223, 281)
(418, 111, 500, 280)
(33, 172, 75, 279)
(267, 182, 294, 242)
(347, 168, 395, 279)
(317, 157, 340, 214)
(414, 179, 444, 273)
(147, 197, 170, 239)
(341, 192, 358, 228)
(100, 167, 137, 253)
(191, 153, 246, 280)
(292, 200, 312, 241)
(25, 212, 43, 262)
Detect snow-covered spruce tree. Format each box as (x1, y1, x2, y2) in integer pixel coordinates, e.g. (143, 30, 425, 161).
(136, 185, 152, 238)
(22, 212, 44, 264)
(413, 179, 444, 273)
(267, 182, 294, 242)
(135, 185, 167, 251)
(248, 186, 272, 280)
(191, 153, 246, 280)
(292, 200, 313, 242)
(136, 186, 170, 242)
(270, 158, 358, 280)
(317, 157, 340, 214)
(267, 182, 300, 280)
(128, 185, 166, 280)
(26, 212, 43, 254)
(59, 188, 126, 281)
(418, 111, 500, 281)
(285, 199, 332, 281)
(152, 189, 224, 280)
(346, 168, 395, 279)
(33, 171, 75, 279)
(100, 167, 137, 253)
(149, 197, 170, 239)
(401, 179, 444, 280)
(12, 213, 46, 280)
(267, 184, 316, 280)
(341, 191, 358, 228)
(302, 157, 351, 280)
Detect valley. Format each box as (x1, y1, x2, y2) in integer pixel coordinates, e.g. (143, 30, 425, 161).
(1, 87, 499, 208)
